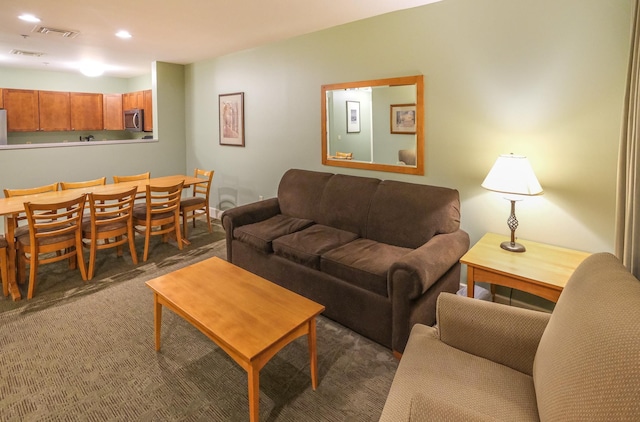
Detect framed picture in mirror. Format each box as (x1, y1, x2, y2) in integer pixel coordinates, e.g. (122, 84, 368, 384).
(346, 101, 361, 133)
(391, 103, 417, 134)
(219, 92, 245, 146)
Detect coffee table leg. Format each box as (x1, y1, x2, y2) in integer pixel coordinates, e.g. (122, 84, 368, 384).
(308, 318, 319, 390)
(153, 293, 162, 351)
(248, 365, 260, 422)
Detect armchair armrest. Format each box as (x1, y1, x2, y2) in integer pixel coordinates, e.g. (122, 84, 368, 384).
(220, 198, 280, 261)
(436, 293, 550, 375)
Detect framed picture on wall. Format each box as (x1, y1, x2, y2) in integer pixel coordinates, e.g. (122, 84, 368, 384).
(346, 101, 361, 133)
(390, 103, 417, 134)
(219, 92, 245, 146)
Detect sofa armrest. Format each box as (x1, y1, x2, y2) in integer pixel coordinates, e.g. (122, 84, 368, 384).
(389, 230, 470, 300)
(220, 198, 280, 261)
(436, 293, 550, 375)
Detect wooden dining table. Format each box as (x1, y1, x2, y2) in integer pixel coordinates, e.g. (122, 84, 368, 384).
(0, 175, 206, 301)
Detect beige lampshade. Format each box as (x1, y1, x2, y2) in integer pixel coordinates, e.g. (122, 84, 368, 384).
(481, 154, 543, 196)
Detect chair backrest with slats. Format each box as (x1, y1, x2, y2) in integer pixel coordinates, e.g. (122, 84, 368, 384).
(4, 183, 60, 232)
(145, 182, 184, 221)
(86, 187, 137, 237)
(24, 194, 86, 245)
(112, 172, 150, 184)
(192, 168, 214, 200)
(60, 177, 106, 190)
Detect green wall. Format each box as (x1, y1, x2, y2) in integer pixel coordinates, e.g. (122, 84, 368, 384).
(184, 0, 632, 307)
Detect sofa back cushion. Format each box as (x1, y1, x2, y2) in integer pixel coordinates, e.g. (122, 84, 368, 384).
(278, 169, 333, 221)
(367, 181, 461, 249)
(317, 174, 381, 236)
(533, 252, 640, 421)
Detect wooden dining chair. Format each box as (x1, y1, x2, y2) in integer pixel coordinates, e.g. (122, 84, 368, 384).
(0, 236, 8, 297)
(113, 172, 150, 210)
(16, 194, 88, 299)
(112, 172, 150, 184)
(60, 177, 107, 190)
(132, 181, 184, 262)
(180, 168, 214, 239)
(3, 182, 60, 240)
(82, 187, 138, 280)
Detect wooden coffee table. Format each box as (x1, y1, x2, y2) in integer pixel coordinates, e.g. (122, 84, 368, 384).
(145, 257, 325, 422)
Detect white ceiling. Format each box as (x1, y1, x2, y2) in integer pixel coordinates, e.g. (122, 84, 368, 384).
(0, 0, 442, 78)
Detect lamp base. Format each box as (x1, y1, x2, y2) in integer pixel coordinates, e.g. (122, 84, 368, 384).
(500, 241, 526, 253)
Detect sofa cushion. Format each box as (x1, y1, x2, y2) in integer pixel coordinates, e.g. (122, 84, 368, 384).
(233, 214, 314, 254)
(367, 180, 461, 249)
(533, 252, 640, 420)
(277, 169, 333, 221)
(321, 238, 411, 297)
(316, 174, 380, 236)
(273, 224, 359, 270)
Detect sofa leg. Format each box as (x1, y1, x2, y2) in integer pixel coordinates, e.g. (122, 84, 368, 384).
(393, 350, 403, 360)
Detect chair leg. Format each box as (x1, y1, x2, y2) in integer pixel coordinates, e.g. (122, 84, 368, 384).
(27, 254, 38, 300)
(182, 214, 189, 240)
(0, 248, 8, 297)
(128, 229, 138, 265)
(175, 219, 183, 251)
(206, 208, 212, 233)
(192, 211, 196, 228)
(76, 237, 88, 282)
(88, 239, 97, 281)
(143, 229, 151, 262)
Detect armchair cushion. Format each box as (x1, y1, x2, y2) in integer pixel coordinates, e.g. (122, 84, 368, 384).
(381, 324, 539, 422)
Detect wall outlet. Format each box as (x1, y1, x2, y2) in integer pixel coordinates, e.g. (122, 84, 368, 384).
(259, 195, 264, 201)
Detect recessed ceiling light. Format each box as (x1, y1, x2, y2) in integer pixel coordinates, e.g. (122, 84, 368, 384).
(115, 30, 132, 39)
(19, 14, 41, 23)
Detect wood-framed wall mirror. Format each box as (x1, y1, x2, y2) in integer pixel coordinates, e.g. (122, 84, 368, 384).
(321, 75, 424, 175)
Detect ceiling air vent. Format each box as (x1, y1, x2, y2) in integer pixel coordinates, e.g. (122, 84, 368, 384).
(10, 49, 45, 57)
(32, 25, 80, 39)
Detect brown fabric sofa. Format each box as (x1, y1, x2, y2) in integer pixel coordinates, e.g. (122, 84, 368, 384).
(379, 252, 640, 421)
(221, 169, 469, 354)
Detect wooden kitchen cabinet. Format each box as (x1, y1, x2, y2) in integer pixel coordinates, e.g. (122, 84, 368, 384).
(143, 89, 153, 132)
(39, 91, 71, 131)
(3, 89, 40, 132)
(0, 88, 3, 108)
(70, 92, 103, 130)
(123, 91, 143, 111)
(103, 93, 123, 130)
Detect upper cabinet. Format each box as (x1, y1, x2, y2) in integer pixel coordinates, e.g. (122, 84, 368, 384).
(3, 89, 39, 132)
(39, 91, 71, 131)
(70, 93, 103, 131)
(123, 91, 143, 111)
(143, 89, 153, 132)
(2, 88, 152, 133)
(103, 94, 123, 130)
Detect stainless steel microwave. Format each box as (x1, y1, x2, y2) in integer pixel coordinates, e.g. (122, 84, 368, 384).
(124, 108, 144, 132)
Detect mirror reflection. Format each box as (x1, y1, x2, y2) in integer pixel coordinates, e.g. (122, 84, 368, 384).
(321, 75, 424, 175)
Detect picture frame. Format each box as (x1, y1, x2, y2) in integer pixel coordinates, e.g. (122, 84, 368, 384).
(346, 101, 361, 133)
(219, 92, 245, 146)
(390, 103, 417, 134)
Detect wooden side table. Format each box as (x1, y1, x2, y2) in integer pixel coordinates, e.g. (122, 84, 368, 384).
(460, 233, 591, 303)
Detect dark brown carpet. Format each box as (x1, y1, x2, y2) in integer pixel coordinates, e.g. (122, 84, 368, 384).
(0, 220, 397, 421)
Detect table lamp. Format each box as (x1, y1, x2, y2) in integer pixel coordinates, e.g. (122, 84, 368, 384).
(481, 153, 543, 252)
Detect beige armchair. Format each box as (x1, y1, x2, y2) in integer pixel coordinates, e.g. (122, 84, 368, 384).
(380, 252, 640, 421)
